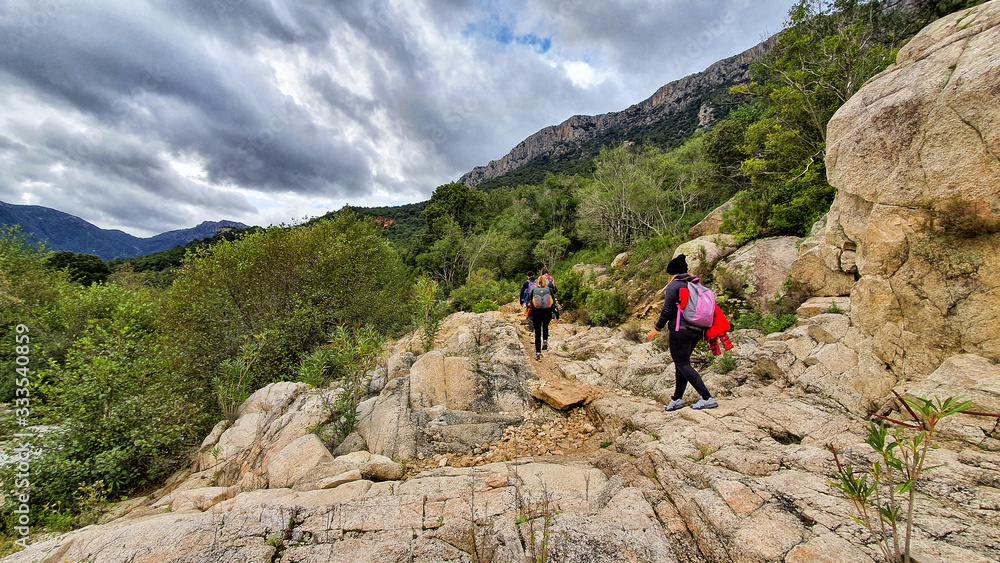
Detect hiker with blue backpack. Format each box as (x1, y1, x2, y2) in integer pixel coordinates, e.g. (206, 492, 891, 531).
(646, 254, 719, 410)
(531, 274, 556, 361)
(520, 272, 537, 332)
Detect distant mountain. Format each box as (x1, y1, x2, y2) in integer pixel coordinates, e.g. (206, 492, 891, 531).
(460, 37, 775, 189)
(0, 200, 248, 260)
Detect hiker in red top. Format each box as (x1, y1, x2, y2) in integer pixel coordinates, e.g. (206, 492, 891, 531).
(647, 254, 718, 411)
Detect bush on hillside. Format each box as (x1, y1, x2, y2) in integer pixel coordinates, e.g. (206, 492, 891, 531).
(164, 212, 411, 396)
(1, 283, 207, 536)
(0, 227, 73, 402)
(448, 269, 519, 312)
(585, 289, 629, 327)
(44, 251, 112, 286)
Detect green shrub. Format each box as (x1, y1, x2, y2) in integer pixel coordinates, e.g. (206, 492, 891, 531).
(714, 264, 752, 299)
(932, 195, 1000, 238)
(0, 227, 74, 402)
(164, 212, 410, 396)
(714, 351, 736, 374)
(44, 251, 111, 286)
(448, 269, 518, 312)
(471, 298, 498, 313)
(585, 289, 628, 327)
(551, 268, 589, 313)
(214, 340, 262, 422)
(4, 284, 210, 525)
(734, 310, 796, 334)
(620, 234, 683, 291)
(320, 326, 386, 444)
(412, 277, 447, 352)
(297, 346, 332, 388)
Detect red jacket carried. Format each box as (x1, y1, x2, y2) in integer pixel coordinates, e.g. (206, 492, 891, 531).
(674, 289, 729, 339)
(705, 304, 730, 340)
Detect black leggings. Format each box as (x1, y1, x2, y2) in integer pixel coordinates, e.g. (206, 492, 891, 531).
(533, 308, 552, 353)
(669, 328, 711, 400)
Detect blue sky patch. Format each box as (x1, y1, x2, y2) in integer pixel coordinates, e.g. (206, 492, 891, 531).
(463, 19, 552, 54)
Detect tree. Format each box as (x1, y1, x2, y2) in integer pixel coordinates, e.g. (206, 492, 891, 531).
(415, 217, 465, 288)
(723, 0, 905, 239)
(533, 229, 571, 273)
(421, 182, 489, 236)
(165, 212, 411, 391)
(576, 143, 709, 247)
(45, 251, 112, 286)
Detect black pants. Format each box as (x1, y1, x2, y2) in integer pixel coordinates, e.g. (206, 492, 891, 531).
(533, 308, 552, 353)
(669, 328, 711, 400)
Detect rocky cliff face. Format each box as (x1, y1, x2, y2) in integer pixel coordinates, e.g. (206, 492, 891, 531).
(459, 39, 773, 187)
(789, 0, 1000, 409)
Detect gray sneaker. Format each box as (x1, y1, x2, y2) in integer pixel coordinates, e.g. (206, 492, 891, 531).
(691, 397, 718, 410)
(664, 398, 685, 411)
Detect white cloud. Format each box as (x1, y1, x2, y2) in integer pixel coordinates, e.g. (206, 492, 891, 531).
(562, 60, 602, 89)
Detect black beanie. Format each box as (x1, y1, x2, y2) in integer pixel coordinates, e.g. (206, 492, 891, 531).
(667, 254, 688, 275)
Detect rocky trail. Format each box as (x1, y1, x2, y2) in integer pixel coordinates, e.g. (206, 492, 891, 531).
(7, 299, 999, 562)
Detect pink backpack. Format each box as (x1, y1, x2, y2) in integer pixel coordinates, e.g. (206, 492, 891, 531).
(676, 278, 716, 330)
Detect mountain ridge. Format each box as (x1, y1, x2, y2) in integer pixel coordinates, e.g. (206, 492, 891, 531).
(0, 200, 248, 260)
(459, 36, 775, 188)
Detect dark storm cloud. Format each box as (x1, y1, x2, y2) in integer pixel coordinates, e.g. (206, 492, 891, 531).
(9, 2, 374, 190)
(0, 0, 792, 235)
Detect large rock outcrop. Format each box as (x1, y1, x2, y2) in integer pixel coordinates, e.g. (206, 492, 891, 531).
(356, 312, 534, 460)
(790, 1, 1000, 400)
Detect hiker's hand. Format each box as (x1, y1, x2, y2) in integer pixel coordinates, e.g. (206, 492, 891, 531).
(646, 329, 658, 341)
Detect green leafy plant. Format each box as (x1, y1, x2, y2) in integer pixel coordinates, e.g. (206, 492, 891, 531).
(471, 297, 499, 313)
(828, 392, 972, 563)
(265, 533, 286, 555)
(213, 339, 263, 423)
(321, 325, 386, 444)
(448, 269, 518, 313)
(296, 346, 331, 388)
(714, 264, 752, 299)
(411, 277, 447, 352)
(734, 310, 796, 334)
(73, 481, 110, 527)
(687, 444, 716, 462)
(714, 351, 736, 374)
(585, 289, 628, 327)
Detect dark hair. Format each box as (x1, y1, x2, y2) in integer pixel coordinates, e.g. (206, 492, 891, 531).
(540, 267, 549, 275)
(527, 271, 535, 277)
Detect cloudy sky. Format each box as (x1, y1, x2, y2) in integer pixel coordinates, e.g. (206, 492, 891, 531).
(0, 0, 792, 237)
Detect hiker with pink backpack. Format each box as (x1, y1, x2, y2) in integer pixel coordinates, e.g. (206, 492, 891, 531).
(646, 254, 721, 411)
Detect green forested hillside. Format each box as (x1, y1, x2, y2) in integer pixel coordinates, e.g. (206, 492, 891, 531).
(317, 201, 429, 244)
(0, 0, 986, 551)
